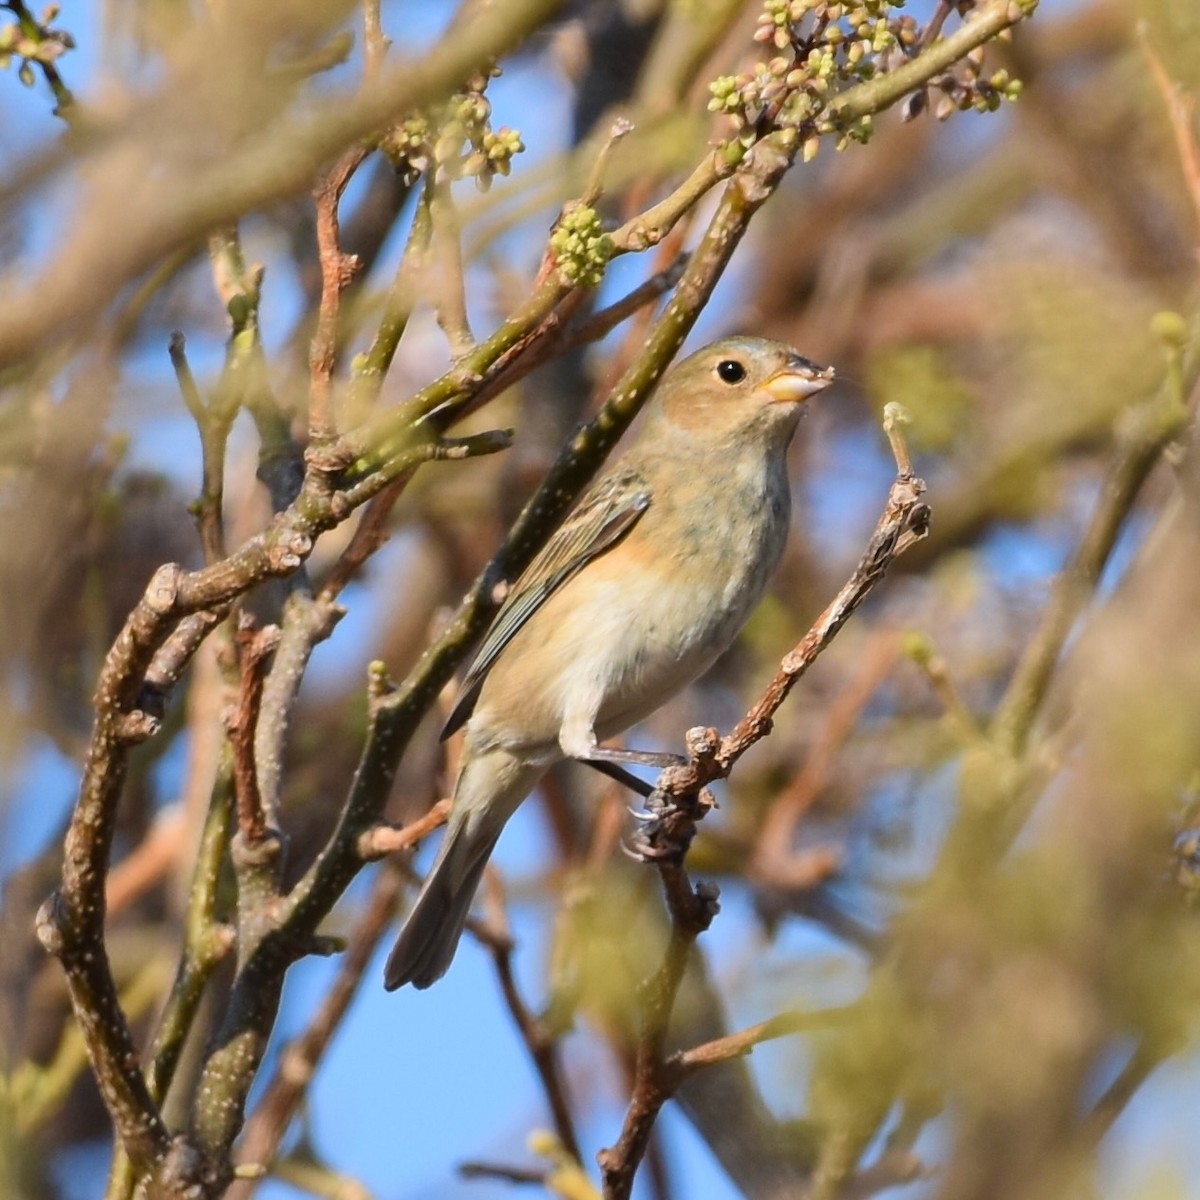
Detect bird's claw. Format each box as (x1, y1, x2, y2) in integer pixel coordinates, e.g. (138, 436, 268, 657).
(620, 836, 677, 863)
(623, 789, 697, 862)
(625, 788, 671, 823)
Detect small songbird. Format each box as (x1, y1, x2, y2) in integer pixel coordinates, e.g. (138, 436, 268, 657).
(385, 336, 834, 989)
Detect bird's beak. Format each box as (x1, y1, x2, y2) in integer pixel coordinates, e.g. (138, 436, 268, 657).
(763, 362, 836, 404)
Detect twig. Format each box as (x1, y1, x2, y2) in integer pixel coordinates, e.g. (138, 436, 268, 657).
(920, 1, 955, 48)
(317, 481, 405, 603)
(362, 0, 389, 80)
(990, 349, 1192, 759)
(1139, 22, 1200, 241)
(563, 256, 689, 351)
(1080, 1040, 1167, 1143)
(753, 629, 899, 880)
(642, 414, 931, 851)
(227, 619, 282, 850)
(841, 1150, 926, 1199)
(477, 873, 582, 1163)
(333, 427, 514, 511)
(460, 1162, 548, 1186)
(310, 150, 367, 445)
(35, 568, 182, 1174)
(145, 611, 226, 696)
(670, 1005, 853, 1075)
(106, 761, 238, 1200)
(208, 227, 302, 518)
(903, 632, 983, 744)
(429, 175, 475, 356)
(168, 329, 206, 424)
(144, 765, 236, 1106)
(422, 251, 689, 437)
(355, 799, 451, 861)
(171, 331, 229, 566)
(4, 0, 74, 115)
(350, 184, 433, 408)
(269, 1156, 370, 1200)
(16, 957, 170, 1139)
(581, 117, 635, 206)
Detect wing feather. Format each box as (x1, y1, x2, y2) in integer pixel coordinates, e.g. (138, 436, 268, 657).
(441, 467, 652, 739)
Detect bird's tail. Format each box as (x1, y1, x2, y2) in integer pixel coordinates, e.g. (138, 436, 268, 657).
(384, 745, 542, 990)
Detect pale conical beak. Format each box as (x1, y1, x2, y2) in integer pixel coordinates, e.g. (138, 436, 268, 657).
(763, 362, 836, 404)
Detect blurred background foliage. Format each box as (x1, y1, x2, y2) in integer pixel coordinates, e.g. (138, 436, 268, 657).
(2, 0, 1200, 1198)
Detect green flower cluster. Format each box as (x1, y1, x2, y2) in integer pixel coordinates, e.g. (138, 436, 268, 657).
(754, 0, 900, 51)
(928, 60, 1024, 120)
(549, 204, 614, 288)
(709, 0, 1020, 159)
(381, 69, 524, 191)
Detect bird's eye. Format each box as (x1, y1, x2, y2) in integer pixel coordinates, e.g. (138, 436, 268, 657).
(716, 359, 746, 384)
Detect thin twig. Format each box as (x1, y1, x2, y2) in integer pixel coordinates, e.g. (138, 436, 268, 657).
(168, 330, 205, 424)
(670, 1005, 853, 1075)
(317, 483, 404, 603)
(904, 633, 983, 744)
(310, 150, 367, 445)
(350, 183, 433, 408)
(642, 421, 931, 851)
(563, 255, 690, 351)
(362, 0, 389, 80)
(227, 619, 281, 849)
(355, 799, 452, 861)
(990, 355, 1192, 758)
(1139, 22, 1200, 241)
(477, 873, 583, 1163)
(1081, 1040, 1167, 1143)
(429, 175, 475, 356)
(753, 629, 899, 880)
(460, 1162, 548, 1186)
(170, 331, 229, 566)
(581, 117, 635, 206)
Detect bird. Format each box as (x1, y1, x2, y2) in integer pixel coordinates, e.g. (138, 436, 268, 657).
(384, 336, 834, 989)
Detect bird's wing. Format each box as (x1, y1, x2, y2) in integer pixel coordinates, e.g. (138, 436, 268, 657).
(441, 466, 653, 739)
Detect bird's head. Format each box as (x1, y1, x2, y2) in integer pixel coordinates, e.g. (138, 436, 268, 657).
(652, 336, 835, 447)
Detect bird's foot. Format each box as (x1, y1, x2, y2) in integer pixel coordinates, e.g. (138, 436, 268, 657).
(621, 787, 716, 863)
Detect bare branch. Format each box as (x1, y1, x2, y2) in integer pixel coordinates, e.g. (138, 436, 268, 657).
(477, 874, 582, 1163)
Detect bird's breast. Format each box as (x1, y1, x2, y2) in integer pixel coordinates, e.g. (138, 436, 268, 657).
(470, 447, 793, 751)
(587, 455, 792, 734)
